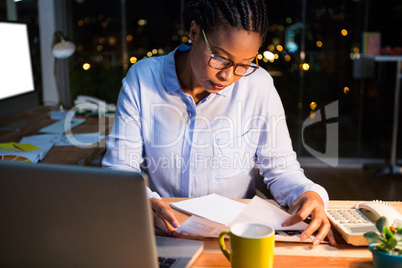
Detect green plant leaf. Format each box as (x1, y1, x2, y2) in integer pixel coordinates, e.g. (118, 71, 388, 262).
(389, 238, 397, 250)
(364, 232, 381, 243)
(376, 217, 388, 235)
(376, 244, 387, 252)
(379, 237, 388, 245)
(384, 226, 394, 240)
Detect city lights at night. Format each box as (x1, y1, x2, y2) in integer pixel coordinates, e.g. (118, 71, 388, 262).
(82, 63, 91, 70)
(301, 63, 310, 71)
(341, 29, 348, 36)
(2, 0, 399, 163)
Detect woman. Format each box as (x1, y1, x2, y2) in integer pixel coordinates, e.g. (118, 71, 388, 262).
(102, 0, 336, 245)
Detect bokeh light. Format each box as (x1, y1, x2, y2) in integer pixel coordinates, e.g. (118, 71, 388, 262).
(341, 29, 348, 36)
(130, 57, 137, 64)
(138, 19, 147, 26)
(83, 63, 91, 70)
(182, 36, 189, 43)
(263, 51, 275, 61)
(301, 63, 310, 71)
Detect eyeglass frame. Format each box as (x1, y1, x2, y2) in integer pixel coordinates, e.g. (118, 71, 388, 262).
(201, 29, 259, 77)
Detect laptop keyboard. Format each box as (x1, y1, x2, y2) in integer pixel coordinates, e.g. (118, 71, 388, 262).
(158, 257, 177, 268)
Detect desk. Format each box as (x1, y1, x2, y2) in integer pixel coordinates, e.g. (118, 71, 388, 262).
(163, 198, 402, 267)
(0, 106, 113, 165)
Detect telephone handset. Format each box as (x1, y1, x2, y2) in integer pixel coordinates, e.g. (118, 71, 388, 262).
(73, 95, 116, 114)
(326, 200, 402, 246)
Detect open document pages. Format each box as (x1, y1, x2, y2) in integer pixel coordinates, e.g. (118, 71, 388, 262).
(171, 194, 327, 243)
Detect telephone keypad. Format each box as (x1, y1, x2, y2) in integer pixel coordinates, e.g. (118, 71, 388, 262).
(327, 209, 371, 225)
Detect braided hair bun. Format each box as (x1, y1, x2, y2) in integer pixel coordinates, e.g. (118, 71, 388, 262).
(183, 0, 269, 42)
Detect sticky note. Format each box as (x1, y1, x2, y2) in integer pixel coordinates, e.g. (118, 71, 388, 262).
(0, 142, 18, 151)
(0, 142, 16, 148)
(13, 144, 41, 151)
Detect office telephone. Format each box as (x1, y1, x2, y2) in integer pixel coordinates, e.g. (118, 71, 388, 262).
(326, 200, 402, 246)
(73, 95, 116, 114)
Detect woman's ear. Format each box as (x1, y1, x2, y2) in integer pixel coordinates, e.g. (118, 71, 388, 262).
(189, 20, 201, 44)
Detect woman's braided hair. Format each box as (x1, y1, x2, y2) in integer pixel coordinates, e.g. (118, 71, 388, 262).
(183, 0, 269, 42)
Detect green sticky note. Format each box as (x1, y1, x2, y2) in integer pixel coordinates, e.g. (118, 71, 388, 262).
(13, 144, 41, 151)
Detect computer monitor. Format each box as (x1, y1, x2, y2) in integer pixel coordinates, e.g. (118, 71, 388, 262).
(0, 21, 39, 122)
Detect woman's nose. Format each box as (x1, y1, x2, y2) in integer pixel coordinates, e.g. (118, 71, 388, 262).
(218, 66, 235, 82)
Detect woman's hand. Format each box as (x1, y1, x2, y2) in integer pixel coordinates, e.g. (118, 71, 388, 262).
(281, 191, 337, 246)
(150, 198, 180, 237)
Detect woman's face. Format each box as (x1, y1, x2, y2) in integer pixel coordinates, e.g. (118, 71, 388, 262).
(189, 24, 262, 94)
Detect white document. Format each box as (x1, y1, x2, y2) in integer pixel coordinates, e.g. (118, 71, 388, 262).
(56, 133, 105, 146)
(0, 142, 53, 163)
(20, 134, 63, 145)
(170, 193, 247, 225)
(0, 151, 40, 163)
(173, 195, 322, 243)
(39, 118, 85, 134)
(32, 143, 54, 161)
(176, 217, 321, 243)
(228, 196, 308, 230)
(20, 133, 104, 147)
(176, 215, 228, 238)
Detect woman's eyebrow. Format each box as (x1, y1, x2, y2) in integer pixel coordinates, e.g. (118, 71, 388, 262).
(213, 46, 256, 61)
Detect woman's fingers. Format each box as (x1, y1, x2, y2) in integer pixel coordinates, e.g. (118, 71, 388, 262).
(282, 191, 336, 245)
(150, 198, 180, 237)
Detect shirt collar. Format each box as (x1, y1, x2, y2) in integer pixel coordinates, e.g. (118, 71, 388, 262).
(164, 44, 190, 93)
(164, 44, 232, 97)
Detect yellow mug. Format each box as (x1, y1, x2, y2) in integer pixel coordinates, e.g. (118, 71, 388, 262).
(218, 223, 274, 268)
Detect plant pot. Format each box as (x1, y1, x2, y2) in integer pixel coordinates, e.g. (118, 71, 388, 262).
(369, 244, 402, 268)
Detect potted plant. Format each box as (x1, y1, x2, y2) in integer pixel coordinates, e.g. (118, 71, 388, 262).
(364, 216, 402, 268)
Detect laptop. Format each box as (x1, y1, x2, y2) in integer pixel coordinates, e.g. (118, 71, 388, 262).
(0, 161, 203, 267)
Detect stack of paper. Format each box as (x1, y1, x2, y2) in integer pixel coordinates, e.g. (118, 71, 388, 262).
(0, 142, 53, 163)
(20, 133, 104, 147)
(38, 118, 85, 134)
(171, 194, 247, 225)
(171, 194, 322, 243)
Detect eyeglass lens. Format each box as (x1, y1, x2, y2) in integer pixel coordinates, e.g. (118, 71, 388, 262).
(209, 56, 258, 76)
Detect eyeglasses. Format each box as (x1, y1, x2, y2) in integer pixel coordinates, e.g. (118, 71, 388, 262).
(202, 29, 259, 77)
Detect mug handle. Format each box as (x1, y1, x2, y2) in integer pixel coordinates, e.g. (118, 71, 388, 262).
(218, 230, 231, 261)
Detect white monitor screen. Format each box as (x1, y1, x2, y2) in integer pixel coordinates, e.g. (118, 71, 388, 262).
(0, 21, 35, 100)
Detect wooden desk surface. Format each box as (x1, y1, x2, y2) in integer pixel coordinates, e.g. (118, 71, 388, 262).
(0, 106, 113, 165)
(163, 198, 402, 268)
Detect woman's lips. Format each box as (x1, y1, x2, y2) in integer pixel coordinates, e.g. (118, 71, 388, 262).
(210, 81, 228, 91)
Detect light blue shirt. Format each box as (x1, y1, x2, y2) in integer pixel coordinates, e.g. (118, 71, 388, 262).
(102, 45, 329, 208)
